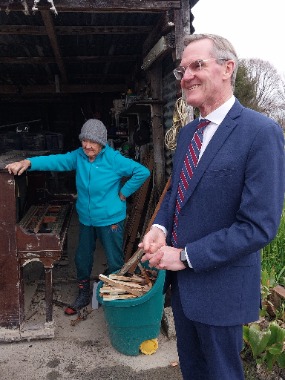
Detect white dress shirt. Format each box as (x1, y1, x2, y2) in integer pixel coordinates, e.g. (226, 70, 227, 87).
(199, 96, 235, 159)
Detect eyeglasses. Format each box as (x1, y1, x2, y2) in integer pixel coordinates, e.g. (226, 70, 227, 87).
(173, 58, 227, 80)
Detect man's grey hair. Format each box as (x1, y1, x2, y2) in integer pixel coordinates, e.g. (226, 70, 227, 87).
(183, 34, 238, 88)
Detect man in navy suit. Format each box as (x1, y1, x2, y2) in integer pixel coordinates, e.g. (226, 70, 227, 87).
(139, 34, 285, 379)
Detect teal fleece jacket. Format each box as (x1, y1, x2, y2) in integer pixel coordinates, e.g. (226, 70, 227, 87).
(28, 145, 150, 226)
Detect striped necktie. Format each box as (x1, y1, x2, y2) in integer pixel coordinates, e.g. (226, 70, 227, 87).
(171, 119, 210, 247)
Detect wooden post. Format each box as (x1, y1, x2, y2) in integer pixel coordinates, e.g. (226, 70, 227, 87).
(174, 0, 191, 62)
(149, 64, 165, 196)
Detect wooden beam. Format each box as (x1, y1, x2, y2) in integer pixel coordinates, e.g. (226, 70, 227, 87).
(0, 25, 46, 35)
(74, 73, 127, 80)
(174, 0, 191, 61)
(68, 55, 138, 63)
(40, 9, 68, 83)
(0, 57, 56, 64)
(149, 64, 165, 194)
(56, 25, 152, 35)
(142, 12, 175, 56)
(0, 25, 152, 36)
(0, 96, 115, 104)
(0, 83, 126, 94)
(0, 1, 181, 12)
(142, 34, 174, 70)
(0, 55, 138, 64)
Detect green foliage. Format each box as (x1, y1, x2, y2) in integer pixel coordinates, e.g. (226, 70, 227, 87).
(260, 268, 277, 317)
(262, 204, 285, 285)
(234, 62, 259, 110)
(243, 202, 285, 373)
(261, 268, 277, 290)
(243, 322, 285, 370)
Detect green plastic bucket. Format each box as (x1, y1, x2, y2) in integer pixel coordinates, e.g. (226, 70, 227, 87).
(97, 269, 166, 356)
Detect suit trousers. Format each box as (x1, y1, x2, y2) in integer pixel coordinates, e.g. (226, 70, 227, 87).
(75, 221, 125, 280)
(171, 276, 245, 380)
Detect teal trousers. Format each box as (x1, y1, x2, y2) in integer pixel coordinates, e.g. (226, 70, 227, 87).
(75, 221, 125, 280)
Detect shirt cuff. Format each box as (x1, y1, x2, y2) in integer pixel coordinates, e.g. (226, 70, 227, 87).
(185, 247, 193, 268)
(151, 224, 167, 236)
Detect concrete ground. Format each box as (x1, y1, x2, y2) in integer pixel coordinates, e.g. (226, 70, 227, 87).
(0, 211, 181, 380)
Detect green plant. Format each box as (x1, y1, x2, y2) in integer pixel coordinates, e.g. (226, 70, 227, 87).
(275, 300, 285, 321)
(276, 266, 285, 287)
(244, 205, 285, 374)
(260, 268, 277, 317)
(243, 322, 285, 370)
(261, 268, 276, 292)
(262, 204, 285, 279)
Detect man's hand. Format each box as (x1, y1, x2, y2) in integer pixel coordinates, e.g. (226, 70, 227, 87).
(119, 192, 126, 201)
(143, 245, 187, 271)
(5, 159, 31, 175)
(149, 245, 189, 271)
(138, 226, 166, 255)
(139, 228, 188, 271)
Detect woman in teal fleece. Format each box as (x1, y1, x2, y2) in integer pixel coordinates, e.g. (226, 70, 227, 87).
(5, 119, 150, 315)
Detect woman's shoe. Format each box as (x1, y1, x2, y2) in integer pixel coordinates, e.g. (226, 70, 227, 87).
(64, 279, 90, 315)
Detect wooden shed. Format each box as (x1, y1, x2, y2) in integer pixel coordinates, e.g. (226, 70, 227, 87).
(0, 0, 199, 187)
(0, 0, 199, 339)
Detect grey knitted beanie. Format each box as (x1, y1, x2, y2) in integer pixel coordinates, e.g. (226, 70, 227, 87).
(79, 119, 107, 146)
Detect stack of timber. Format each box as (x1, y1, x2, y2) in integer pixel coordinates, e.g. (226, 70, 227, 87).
(99, 177, 171, 301)
(99, 268, 158, 301)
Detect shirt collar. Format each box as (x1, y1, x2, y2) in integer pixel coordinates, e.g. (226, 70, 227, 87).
(200, 95, 235, 125)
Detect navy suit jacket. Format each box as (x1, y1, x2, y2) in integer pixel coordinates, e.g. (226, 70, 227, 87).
(155, 99, 285, 326)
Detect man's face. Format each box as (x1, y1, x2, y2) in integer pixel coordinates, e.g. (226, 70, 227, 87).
(81, 139, 103, 161)
(179, 39, 232, 115)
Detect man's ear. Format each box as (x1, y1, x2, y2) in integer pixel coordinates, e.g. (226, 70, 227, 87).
(223, 60, 235, 80)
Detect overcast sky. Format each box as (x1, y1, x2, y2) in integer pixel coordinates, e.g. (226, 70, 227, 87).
(192, 0, 284, 76)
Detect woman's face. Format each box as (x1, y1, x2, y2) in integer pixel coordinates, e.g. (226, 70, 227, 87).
(81, 139, 103, 161)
